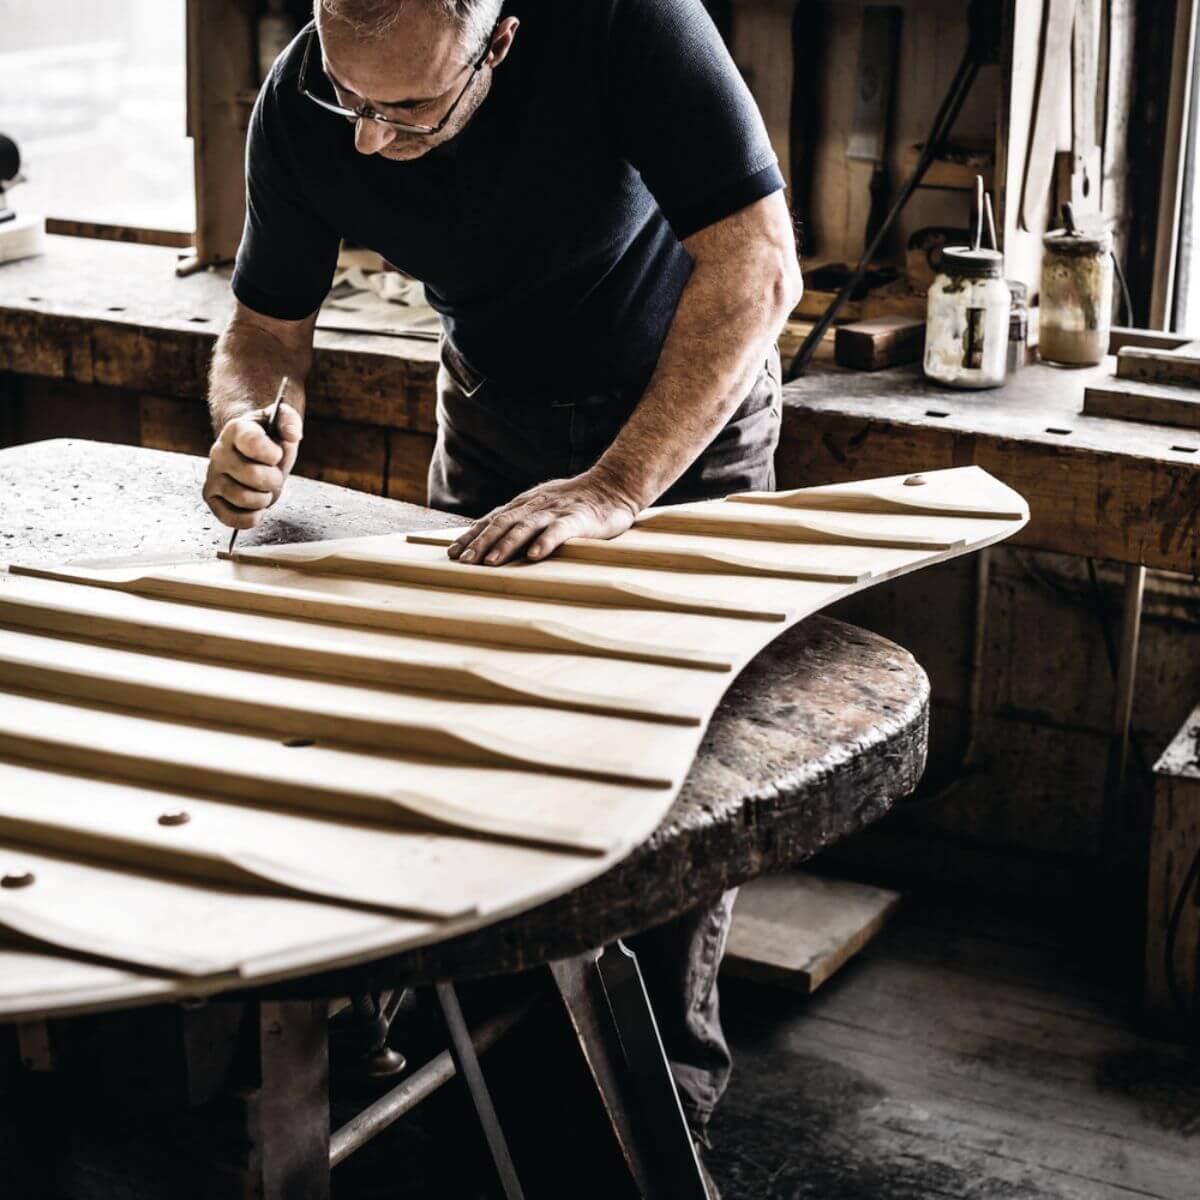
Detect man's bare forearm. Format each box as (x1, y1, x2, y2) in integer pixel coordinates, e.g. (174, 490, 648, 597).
(208, 314, 314, 433)
(594, 201, 802, 511)
(445, 193, 801, 567)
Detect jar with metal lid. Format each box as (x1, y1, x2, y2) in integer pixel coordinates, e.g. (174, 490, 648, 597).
(923, 247, 1011, 388)
(1039, 211, 1113, 366)
(1007, 280, 1028, 374)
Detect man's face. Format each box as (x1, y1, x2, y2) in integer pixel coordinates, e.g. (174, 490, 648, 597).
(316, 7, 509, 161)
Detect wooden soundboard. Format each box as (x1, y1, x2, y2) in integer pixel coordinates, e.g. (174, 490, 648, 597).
(0, 467, 1027, 1018)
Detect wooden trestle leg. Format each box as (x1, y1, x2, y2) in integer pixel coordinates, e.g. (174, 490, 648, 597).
(550, 943, 709, 1200)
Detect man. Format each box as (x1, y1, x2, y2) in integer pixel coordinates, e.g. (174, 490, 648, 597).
(203, 0, 802, 1177)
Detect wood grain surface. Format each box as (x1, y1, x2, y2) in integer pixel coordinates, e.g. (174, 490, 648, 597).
(0, 443, 1022, 1018)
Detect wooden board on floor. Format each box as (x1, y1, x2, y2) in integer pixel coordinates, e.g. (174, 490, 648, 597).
(723, 872, 901, 992)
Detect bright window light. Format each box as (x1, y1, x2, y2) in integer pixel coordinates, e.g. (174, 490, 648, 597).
(0, 0, 194, 232)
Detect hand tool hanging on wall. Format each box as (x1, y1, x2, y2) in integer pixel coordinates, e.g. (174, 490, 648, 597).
(787, 0, 1004, 380)
(1020, 0, 1076, 231)
(846, 6, 903, 251)
(788, 1, 830, 240)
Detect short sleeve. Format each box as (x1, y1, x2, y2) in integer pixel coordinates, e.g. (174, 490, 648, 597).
(605, 0, 785, 240)
(231, 75, 341, 321)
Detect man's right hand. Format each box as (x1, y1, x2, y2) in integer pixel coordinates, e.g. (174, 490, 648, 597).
(203, 402, 303, 531)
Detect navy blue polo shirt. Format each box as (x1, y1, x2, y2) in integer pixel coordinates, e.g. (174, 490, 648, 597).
(232, 0, 785, 395)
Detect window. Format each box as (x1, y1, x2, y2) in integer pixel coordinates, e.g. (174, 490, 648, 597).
(0, 0, 194, 234)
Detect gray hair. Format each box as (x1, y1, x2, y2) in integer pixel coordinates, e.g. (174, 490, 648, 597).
(318, 0, 503, 51)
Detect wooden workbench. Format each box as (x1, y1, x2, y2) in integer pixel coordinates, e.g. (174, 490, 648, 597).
(782, 357, 1200, 944)
(3, 239, 1197, 577)
(780, 359, 1200, 575)
(0, 438, 930, 1198)
(0, 236, 438, 501)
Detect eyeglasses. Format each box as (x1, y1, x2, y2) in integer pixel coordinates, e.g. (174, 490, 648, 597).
(297, 26, 494, 136)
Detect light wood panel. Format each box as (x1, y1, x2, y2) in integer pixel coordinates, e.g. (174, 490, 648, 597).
(0, 938, 172, 1019)
(0, 759, 613, 920)
(407, 528, 870, 583)
(0, 467, 1030, 1014)
(731, 465, 1030, 520)
(0, 692, 656, 857)
(0, 843, 415, 978)
(0, 576, 708, 728)
(224, 538, 795, 622)
(633, 503, 966, 550)
(11, 564, 734, 671)
(0, 629, 681, 792)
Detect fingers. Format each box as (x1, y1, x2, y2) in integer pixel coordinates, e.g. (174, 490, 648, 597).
(214, 474, 275, 511)
(470, 510, 558, 566)
(274, 402, 304, 447)
(205, 492, 264, 531)
(231, 420, 284, 466)
(526, 515, 583, 562)
(218, 454, 283, 493)
(449, 510, 502, 559)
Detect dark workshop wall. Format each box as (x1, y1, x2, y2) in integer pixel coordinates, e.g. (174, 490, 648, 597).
(821, 549, 1200, 901)
(731, 0, 999, 265)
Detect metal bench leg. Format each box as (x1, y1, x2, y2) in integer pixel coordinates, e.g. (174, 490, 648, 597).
(435, 981, 526, 1200)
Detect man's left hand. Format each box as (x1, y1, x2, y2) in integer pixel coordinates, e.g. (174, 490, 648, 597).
(448, 468, 640, 567)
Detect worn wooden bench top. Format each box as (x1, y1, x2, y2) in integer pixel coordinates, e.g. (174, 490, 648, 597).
(0, 439, 929, 994)
(781, 360, 1200, 574)
(8, 237, 1196, 572)
(0, 235, 437, 431)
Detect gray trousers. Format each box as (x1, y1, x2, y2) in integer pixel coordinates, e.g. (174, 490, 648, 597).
(428, 338, 782, 1132)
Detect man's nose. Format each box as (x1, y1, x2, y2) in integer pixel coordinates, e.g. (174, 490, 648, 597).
(354, 117, 395, 156)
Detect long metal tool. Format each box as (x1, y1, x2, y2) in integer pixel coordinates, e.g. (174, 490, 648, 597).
(787, 48, 979, 379)
(787, 0, 1002, 380)
(227, 375, 290, 556)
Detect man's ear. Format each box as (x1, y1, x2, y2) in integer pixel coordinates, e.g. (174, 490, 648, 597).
(487, 17, 520, 68)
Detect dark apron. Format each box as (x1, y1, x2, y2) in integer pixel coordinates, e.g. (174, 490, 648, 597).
(428, 338, 782, 517)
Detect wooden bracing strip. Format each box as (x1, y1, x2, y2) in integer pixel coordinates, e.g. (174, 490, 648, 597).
(220, 547, 791, 621)
(730, 467, 1029, 520)
(633, 503, 966, 549)
(10, 564, 735, 671)
(0, 631, 676, 791)
(0, 580, 705, 727)
(406, 529, 870, 582)
(0, 692, 635, 855)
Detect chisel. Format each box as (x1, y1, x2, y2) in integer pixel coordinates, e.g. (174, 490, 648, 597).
(227, 375, 290, 556)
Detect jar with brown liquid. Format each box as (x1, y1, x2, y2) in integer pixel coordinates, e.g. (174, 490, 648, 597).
(1039, 220, 1113, 366)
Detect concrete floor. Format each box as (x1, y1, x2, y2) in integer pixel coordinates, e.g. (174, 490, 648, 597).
(706, 896, 1200, 1200)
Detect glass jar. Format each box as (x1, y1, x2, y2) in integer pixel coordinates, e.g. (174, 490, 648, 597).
(1007, 280, 1028, 375)
(923, 247, 1012, 389)
(1039, 225, 1113, 366)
